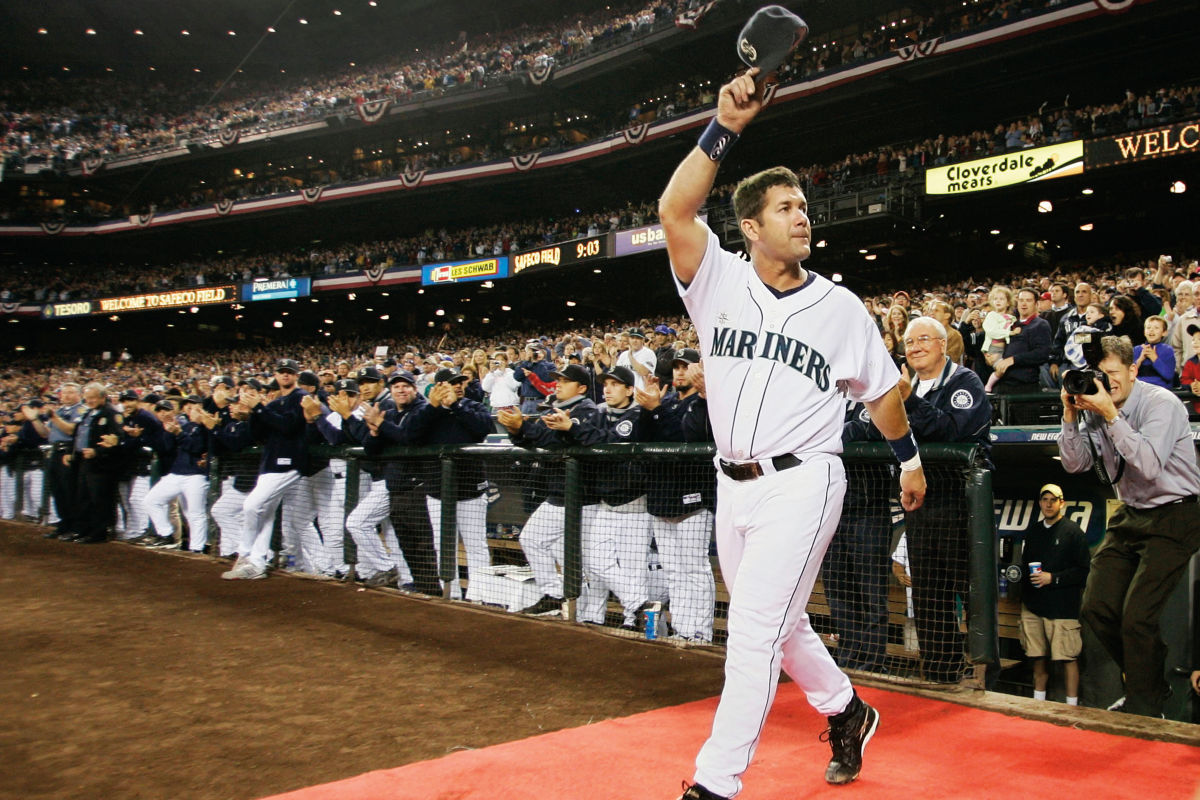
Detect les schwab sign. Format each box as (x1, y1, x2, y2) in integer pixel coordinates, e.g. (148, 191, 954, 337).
(925, 141, 1084, 195)
(421, 257, 509, 286)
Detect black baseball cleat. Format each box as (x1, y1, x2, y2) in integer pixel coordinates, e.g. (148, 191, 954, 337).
(677, 781, 728, 800)
(519, 594, 563, 616)
(821, 693, 879, 785)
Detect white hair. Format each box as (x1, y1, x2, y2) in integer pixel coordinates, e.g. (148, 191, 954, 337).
(904, 317, 947, 341)
(1175, 280, 1194, 295)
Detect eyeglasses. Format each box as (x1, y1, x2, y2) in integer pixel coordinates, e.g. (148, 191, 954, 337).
(902, 335, 943, 349)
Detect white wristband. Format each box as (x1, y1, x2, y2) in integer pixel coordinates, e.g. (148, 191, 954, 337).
(899, 453, 922, 472)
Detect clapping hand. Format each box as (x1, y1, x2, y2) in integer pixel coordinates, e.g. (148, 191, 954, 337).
(496, 406, 524, 434)
(634, 376, 665, 411)
(542, 409, 573, 431)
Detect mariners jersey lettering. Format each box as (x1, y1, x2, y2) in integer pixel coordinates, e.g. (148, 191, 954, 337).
(674, 227, 899, 460)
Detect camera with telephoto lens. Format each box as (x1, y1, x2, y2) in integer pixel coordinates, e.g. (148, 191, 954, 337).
(1061, 327, 1110, 396)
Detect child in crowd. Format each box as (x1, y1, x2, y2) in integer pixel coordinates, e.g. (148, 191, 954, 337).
(1182, 324, 1200, 415)
(983, 285, 1016, 392)
(1132, 316, 1175, 388)
(1084, 303, 1112, 333)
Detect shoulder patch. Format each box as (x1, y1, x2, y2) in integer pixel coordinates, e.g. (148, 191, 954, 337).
(857, 407, 871, 423)
(114, 413, 123, 424)
(951, 389, 974, 410)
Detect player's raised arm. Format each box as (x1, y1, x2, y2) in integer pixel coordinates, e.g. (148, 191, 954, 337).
(659, 68, 763, 284)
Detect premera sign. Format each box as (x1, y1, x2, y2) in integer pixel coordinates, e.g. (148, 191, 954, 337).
(925, 141, 1084, 195)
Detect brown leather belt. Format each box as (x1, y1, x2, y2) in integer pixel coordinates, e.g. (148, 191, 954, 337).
(718, 453, 802, 481)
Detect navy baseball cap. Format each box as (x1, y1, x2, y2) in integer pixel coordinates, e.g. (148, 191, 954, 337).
(387, 370, 417, 386)
(604, 366, 636, 387)
(266, 378, 281, 391)
(672, 348, 701, 366)
(357, 366, 382, 383)
(275, 359, 300, 374)
(434, 367, 469, 384)
(297, 370, 320, 387)
(181, 395, 203, 406)
(154, 400, 176, 412)
(142, 393, 162, 405)
(553, 364, 592, 386)
(210, 375, 235, 388)
(626, 328, 646, 339)
(118, 389, 139, 401)
(736, 4, 808, 76)
(333, 378, 360, 394)
(1187, 323, 1200, 337)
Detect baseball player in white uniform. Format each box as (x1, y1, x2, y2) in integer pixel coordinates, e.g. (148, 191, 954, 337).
(659, 66, 926, 800)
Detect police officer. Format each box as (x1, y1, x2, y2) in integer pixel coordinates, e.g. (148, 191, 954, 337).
(40, 383, 84, 539)
(420, 368, 494, 599)
(637, 349, 718, 642)
(841, 317, 992, 682)
(67, 382, 126, 543)
(363, 369, 441, 595)
(222, 359, 309, 580)
(497, 363, 600, 615)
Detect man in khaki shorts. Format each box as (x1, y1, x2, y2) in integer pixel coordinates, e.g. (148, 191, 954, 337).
(1019, 484, 1091, 705)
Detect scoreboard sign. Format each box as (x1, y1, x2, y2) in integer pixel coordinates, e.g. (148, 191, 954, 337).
(421, 256, 510, 286)
(512, 235, 609, 276)
(42, 285, 237, 317)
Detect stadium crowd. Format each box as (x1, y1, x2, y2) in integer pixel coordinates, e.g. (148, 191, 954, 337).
(0, 0, 701, 173)
(5, 0, 1178, 226)
(3, 73, 1197, 304)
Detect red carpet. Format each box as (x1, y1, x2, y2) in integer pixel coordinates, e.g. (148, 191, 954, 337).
(263, 686, 1200, 800)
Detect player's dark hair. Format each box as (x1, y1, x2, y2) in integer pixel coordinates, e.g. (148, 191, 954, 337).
(732, 166, 802, 248)
(1100, 335, 1134, 367)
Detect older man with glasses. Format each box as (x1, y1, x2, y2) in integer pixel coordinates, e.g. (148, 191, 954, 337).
(839, 317, 993, 683)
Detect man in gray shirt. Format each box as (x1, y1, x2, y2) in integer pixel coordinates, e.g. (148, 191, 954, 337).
(1057, 335, 1200, 717)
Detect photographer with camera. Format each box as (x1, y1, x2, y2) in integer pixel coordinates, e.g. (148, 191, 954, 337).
(1057, 334, 1200, 717)
(514, 341, 555, 414)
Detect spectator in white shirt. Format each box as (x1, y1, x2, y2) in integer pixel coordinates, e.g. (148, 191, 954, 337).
(481, 352, 521, 409)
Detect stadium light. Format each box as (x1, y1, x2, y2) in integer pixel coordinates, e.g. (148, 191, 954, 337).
(273, 321, 283, 328)
(1037, 200, 1053, 213)
(1079, 223, 1094, 231)
(1170, 180, 1187, 194)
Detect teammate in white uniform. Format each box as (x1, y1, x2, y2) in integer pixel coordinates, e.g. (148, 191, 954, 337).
(659, 67, 926, 800)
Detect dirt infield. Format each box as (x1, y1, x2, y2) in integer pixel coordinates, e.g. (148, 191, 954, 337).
(0, 523, 726, 800)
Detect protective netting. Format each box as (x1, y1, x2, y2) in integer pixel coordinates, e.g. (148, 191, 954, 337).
(18, 442, 988, 670)
(818, 459, 975, 683)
